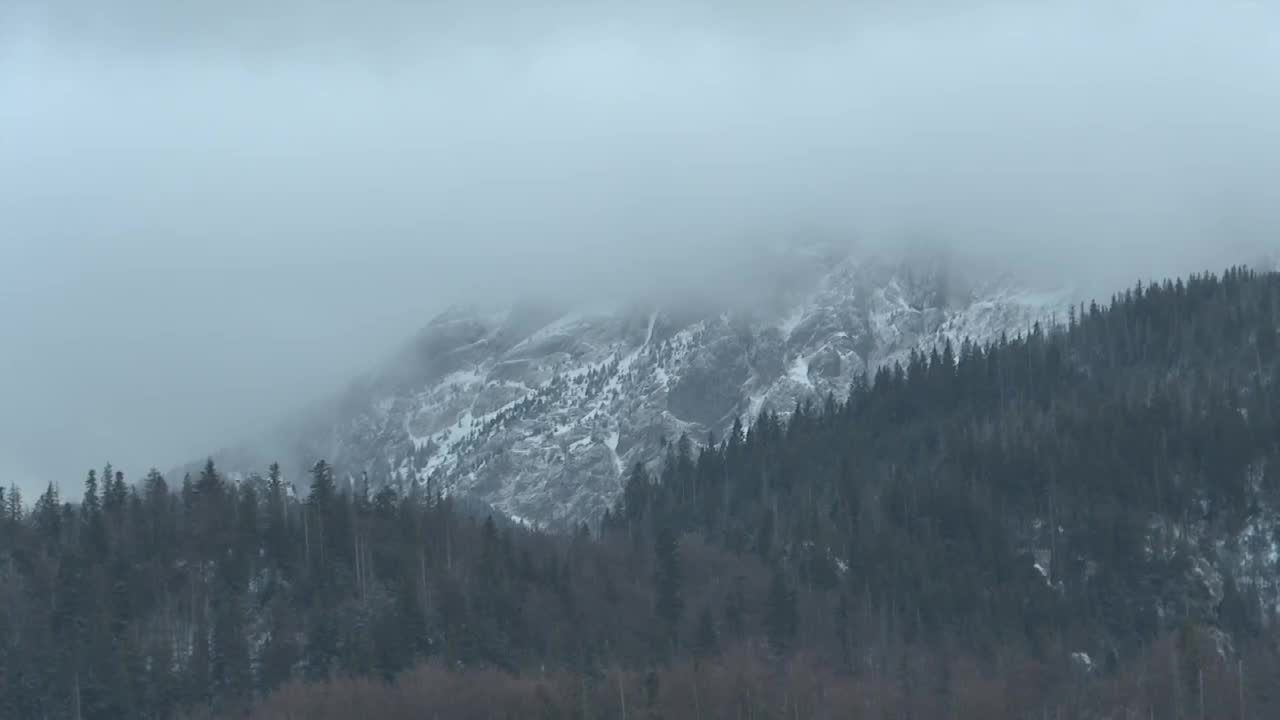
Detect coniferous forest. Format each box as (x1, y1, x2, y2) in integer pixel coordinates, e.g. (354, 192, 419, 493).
(3, 267, 1280, 719)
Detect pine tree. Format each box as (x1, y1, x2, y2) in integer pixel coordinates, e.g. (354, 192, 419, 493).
(724, 575, 747, 640)
(653, 526, 683, 651)
(81, 469, 106, 555)
(308, 460, 336, 512)
(835, 593, 853, 673)
(104, 469, 127, 518)
(622, 462, 651, 526)
(258, 601, 299, 696)
(188, 606, 212, 708)
(193, 460, 226, 557)
(304, 608, 339, 682)
(82, 469, 100, 517)
(232, 481, 259, 585)
(693, 607, 718, 660)
(5, 482, 21, 524)
(306, 460, 337, 571)
(33, 482, 60, 540)
(765, 568, 797, 656)
(142, 469, 171, 549)
(264, 462, 290, 572)
(210, 594, 251, 711)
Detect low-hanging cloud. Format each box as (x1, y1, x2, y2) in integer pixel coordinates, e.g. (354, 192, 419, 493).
(2, 0, 1277, 496)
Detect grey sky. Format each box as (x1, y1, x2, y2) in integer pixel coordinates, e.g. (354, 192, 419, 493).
(2, 0, 1278, 497)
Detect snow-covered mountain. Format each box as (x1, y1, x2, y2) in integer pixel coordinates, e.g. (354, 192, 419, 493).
(211, 245, 1072, 528)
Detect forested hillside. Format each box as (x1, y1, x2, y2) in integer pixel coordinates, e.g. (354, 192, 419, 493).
(3, 267, 1280, 719)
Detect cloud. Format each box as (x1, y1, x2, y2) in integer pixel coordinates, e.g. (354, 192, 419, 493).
(2, 0, 1277, 496)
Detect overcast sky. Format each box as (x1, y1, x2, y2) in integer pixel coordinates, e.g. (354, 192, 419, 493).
(2, 0, 1278, 498)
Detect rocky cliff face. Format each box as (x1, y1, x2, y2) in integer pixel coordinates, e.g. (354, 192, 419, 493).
(214, 246, 1072, 528)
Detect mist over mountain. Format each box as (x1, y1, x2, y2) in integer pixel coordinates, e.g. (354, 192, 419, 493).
(189, 241, 1072, 528)
(3, 0, 1279, 497)
(6, 2, 1280, 717)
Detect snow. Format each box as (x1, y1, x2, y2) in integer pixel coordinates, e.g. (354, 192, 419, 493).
(744, 389, 768, 423)
(1071, 652, 1093, 673)
(612, 312, 658, 381)
(605, 430, 623, 476)
(507, 513, 541, 530)
(787, 354, 813, 388)
(284, 249, 1090, 528)
(1230, 507, 1280, 616)
(507, 311, 587, 354)
(654, 365, 670, 389)
(440, 368, 485, 388)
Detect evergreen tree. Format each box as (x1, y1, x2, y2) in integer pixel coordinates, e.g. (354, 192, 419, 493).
(653, 526, 683, 651)
(81, 469, 106, 555)
(264, 462, 291, 572)
(4, 482, 21, 524)
(258, 601, 300, 696)
(765, 568, 797, 656)
(104, 469, 127, 518)
(304, 609, 339, 682)
(187, 605, 212, 709)
(693, 607, 718, 660)
(32, 482, 60, 540)
(210, 593, 251, 710)
(835, 593, 853, 673)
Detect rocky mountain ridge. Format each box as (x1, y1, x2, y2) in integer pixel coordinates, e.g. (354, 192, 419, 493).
(208, 247, 1073, 528)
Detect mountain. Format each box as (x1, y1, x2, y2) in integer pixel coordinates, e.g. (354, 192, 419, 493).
(209, 244, 1071, 528)
(9, 265, 1280, 720)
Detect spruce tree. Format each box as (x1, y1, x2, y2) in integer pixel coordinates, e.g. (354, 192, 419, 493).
(653, 526, 683, 650)
(693, 607, 718, 659)
(81, 469, 106, 555)
(104, 469, 127, 518)
(264, 462, 290, 572)
(765, 568, 797, 656)
(4, 483, 21, 524)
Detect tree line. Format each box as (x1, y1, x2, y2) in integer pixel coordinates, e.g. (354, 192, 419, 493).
(2, 266, 1279, 718)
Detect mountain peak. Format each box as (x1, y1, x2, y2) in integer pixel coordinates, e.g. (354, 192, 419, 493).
(209, 254, 1074, 528)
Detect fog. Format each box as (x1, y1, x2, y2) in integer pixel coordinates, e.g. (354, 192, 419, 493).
(2, 0, 1277, 497)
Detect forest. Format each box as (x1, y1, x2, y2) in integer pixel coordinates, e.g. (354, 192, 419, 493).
(2, 266, 1280, 719)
